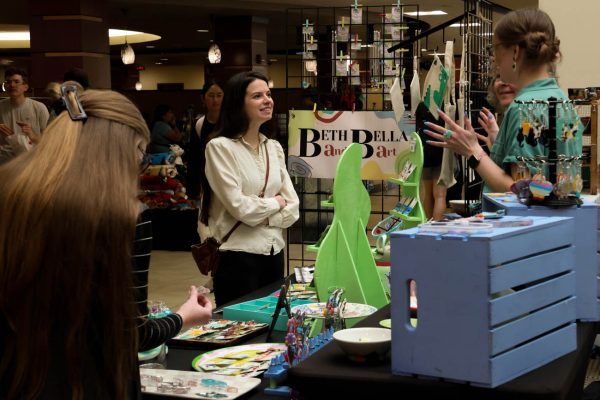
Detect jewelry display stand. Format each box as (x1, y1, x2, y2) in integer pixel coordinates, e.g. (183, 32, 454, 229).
(311, 143, 389, 329)
(513, 97, 583, 207)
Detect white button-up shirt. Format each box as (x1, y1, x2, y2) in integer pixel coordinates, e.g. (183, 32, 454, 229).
(203, 133, 299, 255)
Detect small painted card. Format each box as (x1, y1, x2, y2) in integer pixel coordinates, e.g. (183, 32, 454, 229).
(140, 368, 260, 399)
(192, 343, 286, 377)
(169, 320, 268, 348)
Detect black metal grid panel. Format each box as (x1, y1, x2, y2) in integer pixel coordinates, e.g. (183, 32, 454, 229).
(462, 0, 494, 209)
(283, 5, 421, 271)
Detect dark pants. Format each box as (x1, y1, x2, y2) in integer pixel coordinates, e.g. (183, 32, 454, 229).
(213, 249, 284, 307)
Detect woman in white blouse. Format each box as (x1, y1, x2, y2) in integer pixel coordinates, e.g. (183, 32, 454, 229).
(201, 71, 300, 306)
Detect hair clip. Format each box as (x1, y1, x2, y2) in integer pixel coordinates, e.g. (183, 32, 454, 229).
(60, 82, 87, 121)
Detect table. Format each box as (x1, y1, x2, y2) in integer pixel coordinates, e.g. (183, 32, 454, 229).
(143, 280, 287, 400)
(145, 281, 597, 400)
(288, 306, 596, 400)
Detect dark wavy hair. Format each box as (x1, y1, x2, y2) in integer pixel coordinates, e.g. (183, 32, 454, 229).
(212, 71, 273, 140)
(200, 70, 273, 225)
(202, 78, 223, 95)
(4, 67, 28, 84)
(152, 104, 171, 125)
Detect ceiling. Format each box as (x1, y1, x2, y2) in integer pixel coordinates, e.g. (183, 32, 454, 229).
(0, 0, 537, 67)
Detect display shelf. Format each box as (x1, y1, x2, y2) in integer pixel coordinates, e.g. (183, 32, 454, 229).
(389, 209, 423, 222)
(388, 131, 426, 229)
(320, 199, 334, 208)
(305, 244, 319, 253)
(387, 178, 417, 187)
(575, 100, 597, 194)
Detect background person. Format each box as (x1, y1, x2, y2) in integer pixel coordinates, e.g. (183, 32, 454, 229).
(186, 79, 224, 200)
(475, 76, 517, 149)
(200, 71, 300, 307)
(149, 103, 182, 153)
(425, 8, 581, 194)
(0, 67, 49, 163)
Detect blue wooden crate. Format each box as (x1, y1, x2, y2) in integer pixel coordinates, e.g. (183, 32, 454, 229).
(483, 194, 599, 321)
(390, 216, 576, 388)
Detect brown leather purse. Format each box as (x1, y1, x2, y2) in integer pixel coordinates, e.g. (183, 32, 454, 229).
(191, 142, 270, 276)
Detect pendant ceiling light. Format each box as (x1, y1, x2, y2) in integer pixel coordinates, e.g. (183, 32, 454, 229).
(120, 8, 135, 65)
(121, 41, 135, 64)
(208, 41, 221, 64)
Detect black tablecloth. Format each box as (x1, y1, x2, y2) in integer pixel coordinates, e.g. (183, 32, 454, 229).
(144, 279, 596, 400)
(142, 280, 287, 400)
(287, 306, 596, 400)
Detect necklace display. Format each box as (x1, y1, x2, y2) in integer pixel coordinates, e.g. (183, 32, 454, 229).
(511, 98, 583, 206)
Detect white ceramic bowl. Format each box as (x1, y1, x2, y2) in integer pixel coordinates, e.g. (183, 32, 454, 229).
(333, 327, 391, 361)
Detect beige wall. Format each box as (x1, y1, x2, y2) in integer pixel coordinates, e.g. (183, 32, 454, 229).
(540, 0, 600, 91)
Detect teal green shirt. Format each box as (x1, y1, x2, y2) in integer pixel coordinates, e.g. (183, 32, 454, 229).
(485, 78, 582, 192)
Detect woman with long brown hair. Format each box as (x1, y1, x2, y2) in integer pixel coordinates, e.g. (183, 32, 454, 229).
(200, 71, 299, 307)
(0, 84, 156, 399)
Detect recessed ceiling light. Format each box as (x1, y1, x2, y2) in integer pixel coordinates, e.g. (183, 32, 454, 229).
(109, 29, 142, 37)
(268, 58, 278, 62)
(0, 31, 29, 40)
(0, 25, 160, 48)
(146, 45, 155, 49)
(160, 58, 168, 61)
(155, 62, 163, 65)
(197, 29, 209, 33)
(404, 10, 447, 16)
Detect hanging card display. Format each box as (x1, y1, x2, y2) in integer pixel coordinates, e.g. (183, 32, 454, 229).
(351, 7, 362, 24)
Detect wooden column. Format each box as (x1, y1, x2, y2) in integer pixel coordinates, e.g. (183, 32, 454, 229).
(207, 16, 269, 83)
(28, 0, 110, 90)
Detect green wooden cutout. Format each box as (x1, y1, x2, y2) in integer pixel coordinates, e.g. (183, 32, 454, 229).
(313, 143, 388, 324)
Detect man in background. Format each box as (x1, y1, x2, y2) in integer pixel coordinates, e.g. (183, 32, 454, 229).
(0, 67, 49, 164)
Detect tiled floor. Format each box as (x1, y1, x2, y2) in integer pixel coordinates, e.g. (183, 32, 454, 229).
(147, 250, 215, 311)
(147, 248, 300, 310)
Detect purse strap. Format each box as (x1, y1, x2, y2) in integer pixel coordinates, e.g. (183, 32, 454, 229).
(221, 140, 270, 243)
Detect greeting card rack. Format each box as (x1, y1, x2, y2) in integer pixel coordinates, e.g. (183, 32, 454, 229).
(285, 4, 424, 112)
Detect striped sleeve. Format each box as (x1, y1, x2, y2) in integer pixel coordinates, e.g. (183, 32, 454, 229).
(134, 209, 183, 352)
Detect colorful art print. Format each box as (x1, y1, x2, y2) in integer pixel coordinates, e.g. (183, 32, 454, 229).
(169, 320, 268, 348)
(140, 368, 260, 399)
(291, 302, 377, 319)
(192, 343, 286, 377)
(287, 283, 317, 299)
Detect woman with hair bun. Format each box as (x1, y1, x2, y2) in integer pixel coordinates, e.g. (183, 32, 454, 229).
(424, 9, 581, 193)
